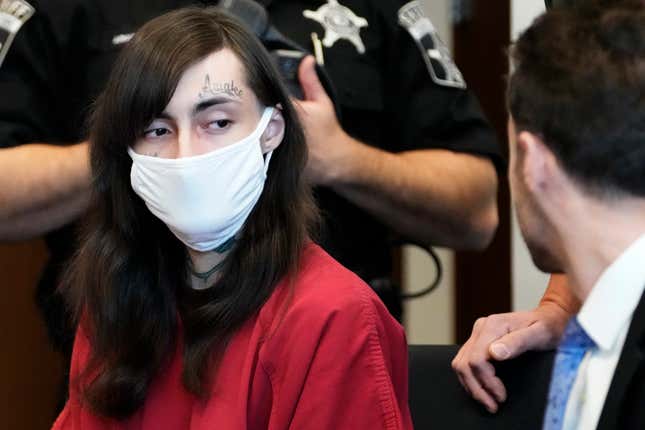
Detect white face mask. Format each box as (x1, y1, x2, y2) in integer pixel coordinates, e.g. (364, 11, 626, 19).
(128, 107, 275, 252)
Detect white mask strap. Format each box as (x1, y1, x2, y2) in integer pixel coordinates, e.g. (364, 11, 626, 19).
(263, 150, 274, 175)
(254, 106, 275, 140)
(257, 106, 276, 175)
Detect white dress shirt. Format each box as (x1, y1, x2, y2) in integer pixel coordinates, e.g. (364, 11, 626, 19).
(562, 233, 645, 430)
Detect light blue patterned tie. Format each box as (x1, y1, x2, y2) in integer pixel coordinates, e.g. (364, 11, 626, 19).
(542, 317, 596, 430)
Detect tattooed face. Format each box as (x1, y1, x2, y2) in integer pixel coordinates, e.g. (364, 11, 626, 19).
(131, 49, 263, 159)
(199, 75, 243, 99)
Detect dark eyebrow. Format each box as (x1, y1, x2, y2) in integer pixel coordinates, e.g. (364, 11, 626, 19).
(155, 97, 239, 120)
(192, 97, 239, 116)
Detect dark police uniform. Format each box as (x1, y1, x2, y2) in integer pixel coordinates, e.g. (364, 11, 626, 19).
(263, 0, 502, 313)
(0, 0, 500, 360)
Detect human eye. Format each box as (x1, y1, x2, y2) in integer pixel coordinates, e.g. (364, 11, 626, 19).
(142, 119, 173, 139)
(143, 127, 172, 139)
(204, 119, 232, 131)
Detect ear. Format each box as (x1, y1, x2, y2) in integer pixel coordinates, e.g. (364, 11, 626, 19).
(260, 106, 285, 154)
(516, 131, 560, 195)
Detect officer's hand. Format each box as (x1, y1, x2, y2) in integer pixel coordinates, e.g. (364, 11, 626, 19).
(451, 303, 570, 413)
(295, 55, 355, 186)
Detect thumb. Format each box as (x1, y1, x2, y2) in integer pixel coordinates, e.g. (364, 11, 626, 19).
(298, 55, 327, 102)
(488, 323, 550, 361)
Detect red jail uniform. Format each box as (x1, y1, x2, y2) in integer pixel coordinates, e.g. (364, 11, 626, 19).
(52, 244, 413, 430)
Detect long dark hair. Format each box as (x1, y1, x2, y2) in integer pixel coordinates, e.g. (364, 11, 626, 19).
(63, 7, 317, 419)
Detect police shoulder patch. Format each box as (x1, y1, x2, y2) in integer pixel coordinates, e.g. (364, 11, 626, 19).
(0, 0, 35, 67)
(398, 0, 466, 89)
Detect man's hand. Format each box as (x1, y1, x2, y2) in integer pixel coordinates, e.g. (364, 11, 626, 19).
(451, 302, 570, 413)
(295, 55, 357, 186)
(293, 56, 498, 249)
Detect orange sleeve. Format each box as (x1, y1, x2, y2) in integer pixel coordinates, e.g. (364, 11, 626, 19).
(539, 273, 581, 315)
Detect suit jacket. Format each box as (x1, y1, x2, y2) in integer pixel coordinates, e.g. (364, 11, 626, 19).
(596, 289, 645, 430)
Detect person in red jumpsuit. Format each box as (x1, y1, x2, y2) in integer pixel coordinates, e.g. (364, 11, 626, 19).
(52, 7, 412, 430)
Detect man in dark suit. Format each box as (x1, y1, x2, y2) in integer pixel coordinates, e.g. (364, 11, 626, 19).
(505, 1, 645, 429)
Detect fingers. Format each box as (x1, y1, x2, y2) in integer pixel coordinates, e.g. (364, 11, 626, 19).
(452, 313, 527, 413)
(489, 342, 511, 360)
(453, 309, 566, 413)
(490, 318, 556, 360)
(297, 55, 327, 102)
(290, 97, 305, 117)
(473, 360, 507, 405)
(460, 340, 507, 405)
(461, 363, 501, 413)
(453, 339, 504, 413)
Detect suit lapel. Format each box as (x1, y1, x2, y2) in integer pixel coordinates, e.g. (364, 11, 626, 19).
(596, 289, 645, 430)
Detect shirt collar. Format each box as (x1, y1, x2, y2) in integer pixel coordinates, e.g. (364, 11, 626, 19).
(578, 233, 645, 351)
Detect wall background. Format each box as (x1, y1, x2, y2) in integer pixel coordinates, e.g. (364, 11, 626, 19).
(403, 0, 455, 345)
(510, 0, 549, 311)
(404, 0, 551, 344)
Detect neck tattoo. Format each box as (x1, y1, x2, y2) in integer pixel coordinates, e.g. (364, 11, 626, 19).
(190, 259, 226, 282)
(188, 236, 237, 288)
(213, 236, 237, 253)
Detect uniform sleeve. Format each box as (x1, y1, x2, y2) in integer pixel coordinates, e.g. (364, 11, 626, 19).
(0, 0, 72, 148)
(259, 283, 413, 430)
(540, 274, 581, 315)
(382, 0, 504, 173)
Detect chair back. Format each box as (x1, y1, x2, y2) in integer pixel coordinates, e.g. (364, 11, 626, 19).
(408, 345, 555, 429)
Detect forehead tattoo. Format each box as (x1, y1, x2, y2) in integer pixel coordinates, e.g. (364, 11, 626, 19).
(198, 74, 243, 99)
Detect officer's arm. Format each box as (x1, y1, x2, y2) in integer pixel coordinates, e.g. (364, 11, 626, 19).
(297, 56, 497, 249)
(0, 142, 90, 241)
(331, 142, 497, 249)
(0, 4, 92, 241)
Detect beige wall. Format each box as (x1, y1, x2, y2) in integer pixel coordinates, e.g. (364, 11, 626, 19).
(511, 0, 549, 311)
(402, 0, 455, 345)
(404, 0, 555, 342)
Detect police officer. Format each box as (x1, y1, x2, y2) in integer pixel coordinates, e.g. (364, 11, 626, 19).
(0, 0, 500, 371)
(268, 0, 502, 320)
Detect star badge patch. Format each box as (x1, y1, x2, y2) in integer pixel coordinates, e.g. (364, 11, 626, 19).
(303, 0, 368, 54)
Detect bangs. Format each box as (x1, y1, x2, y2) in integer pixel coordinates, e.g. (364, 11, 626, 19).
(97, 8, 228, 149)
